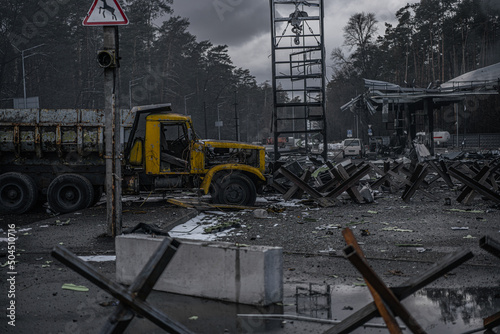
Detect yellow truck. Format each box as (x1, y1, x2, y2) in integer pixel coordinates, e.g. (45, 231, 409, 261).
(0, 104, 267, 213)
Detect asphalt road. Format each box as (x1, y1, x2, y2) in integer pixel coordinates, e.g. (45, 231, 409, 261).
(1, 184, 500, 333)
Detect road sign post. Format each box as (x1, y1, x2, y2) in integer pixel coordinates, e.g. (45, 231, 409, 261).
(84, 0, 128, 237)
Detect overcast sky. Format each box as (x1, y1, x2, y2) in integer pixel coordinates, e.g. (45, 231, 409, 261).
(170, 0, 420, 83)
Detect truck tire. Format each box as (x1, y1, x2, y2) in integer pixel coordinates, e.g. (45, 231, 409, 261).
(0, 172, 38, 214)
(47, 174, 94, 213)
(214, 173, 257, 206)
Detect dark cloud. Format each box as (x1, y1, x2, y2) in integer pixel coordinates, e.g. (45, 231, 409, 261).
(170, 0, 420, 82)
(172, 0, 269, 46)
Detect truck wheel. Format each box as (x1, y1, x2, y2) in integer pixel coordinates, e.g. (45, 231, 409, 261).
(47, 174, 94, 213)
(0, 172, 38, 214)
(214, 173, 257, 206)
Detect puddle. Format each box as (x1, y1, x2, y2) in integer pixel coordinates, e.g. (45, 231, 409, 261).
(122, 284, 500, 333)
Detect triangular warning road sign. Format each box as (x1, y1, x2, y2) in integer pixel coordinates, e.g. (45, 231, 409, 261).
(83, 0, 129, 26)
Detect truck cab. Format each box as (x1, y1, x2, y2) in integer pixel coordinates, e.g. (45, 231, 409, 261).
(124, 104, 266, 206)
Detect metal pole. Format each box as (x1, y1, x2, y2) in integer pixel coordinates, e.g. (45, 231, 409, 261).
(203, 102, 208, 138)
(129, 80, 132, 109)
(129, 77, 144, 109)
(22, 49, 26, 108)
(456, 103, 459, 147)
(234, 90, 239, 141)
(217, 103, 221, 140)
(184, 93, 194, 115)
(103, 26, 121, 237)
(20, 44, 44, 108)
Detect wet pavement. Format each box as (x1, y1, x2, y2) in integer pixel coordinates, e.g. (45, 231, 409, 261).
(1, 193, 500, 333)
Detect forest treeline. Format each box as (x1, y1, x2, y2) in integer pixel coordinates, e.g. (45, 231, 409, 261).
(0, 0, 499, 142)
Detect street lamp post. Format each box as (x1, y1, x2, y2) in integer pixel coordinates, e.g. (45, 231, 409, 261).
(217, 102, 225, 140)
(20, 44, 45, 108)
(129, 77, 144, 109)
(184, 92, 195, 115)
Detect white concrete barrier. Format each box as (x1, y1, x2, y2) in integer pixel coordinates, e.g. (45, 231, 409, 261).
(115, 234, 283, 306)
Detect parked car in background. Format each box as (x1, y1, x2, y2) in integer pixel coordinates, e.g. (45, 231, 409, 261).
(342, 138, 364, 158)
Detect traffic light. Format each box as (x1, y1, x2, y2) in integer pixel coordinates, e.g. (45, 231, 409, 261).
(96, 50, 117, 68)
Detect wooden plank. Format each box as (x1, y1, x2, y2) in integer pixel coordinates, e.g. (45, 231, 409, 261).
(342, 229, 402, 334)
(484, 311, 500, 329)
(167, 198, 257, 211)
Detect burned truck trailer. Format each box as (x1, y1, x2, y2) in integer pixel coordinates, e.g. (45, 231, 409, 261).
(0, 104, 267, 214)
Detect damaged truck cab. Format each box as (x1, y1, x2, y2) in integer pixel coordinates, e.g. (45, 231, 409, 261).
(124, 105, 266, 206)
(0, 104, 267, 214)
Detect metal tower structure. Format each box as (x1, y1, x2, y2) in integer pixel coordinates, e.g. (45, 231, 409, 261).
(270, 0, 327, 161)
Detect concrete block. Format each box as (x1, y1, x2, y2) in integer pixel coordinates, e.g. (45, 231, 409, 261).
(115, 235, 283, 306)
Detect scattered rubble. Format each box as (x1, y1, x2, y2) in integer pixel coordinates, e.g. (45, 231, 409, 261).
(269, 148, 500, 209)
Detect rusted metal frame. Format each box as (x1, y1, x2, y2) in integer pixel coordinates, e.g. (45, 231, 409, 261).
(470, 164, 498, 190)
(270, 167, 288, 194)
(316, 176, 340, 193)
(449, 167, 500, 204)
(480, 236, 500, 261)
(343, 245, 427, 334)
(278, 166, 323, 199)
(401, 164, 430, 202)
(51, 243, 193, 334)
(271, 181, 288, 194)
(399, 165, 413, 178)
(334, 165, 363, 203)
(489, 173, 499, 191)
(323, 164, 371, 200)
(101, 238, 182, 333)
(325, 248, 473, 334)
(316, 164, 359, 193)
(342, 229, 402, 334)
(462, 166, 490, 204)
(456, 166, 489, 202)
(487, 162, 500, 191)
(314, 161, 340, 189)
(425, 160, 454, 188)
(369, 162, 405, 190)
(283, 168, 312, 200)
